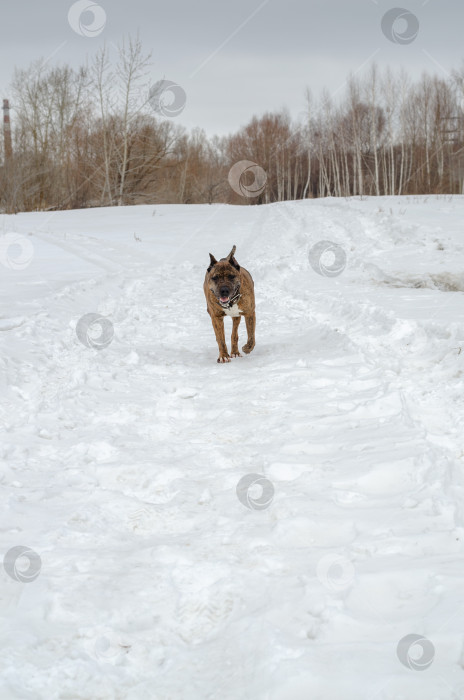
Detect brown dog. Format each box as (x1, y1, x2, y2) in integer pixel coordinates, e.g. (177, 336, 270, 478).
(203, 245, 256, 363)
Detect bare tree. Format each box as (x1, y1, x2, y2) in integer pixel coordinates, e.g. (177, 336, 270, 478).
(3, 56, 464, 213)
(114, 34, 152, 206)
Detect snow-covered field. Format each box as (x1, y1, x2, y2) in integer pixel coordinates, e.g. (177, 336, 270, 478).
(2, 195, 464, 699)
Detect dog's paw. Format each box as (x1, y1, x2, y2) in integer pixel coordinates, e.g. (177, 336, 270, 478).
(241, 342, 255, 355)
(217, 355, 231, 363)
(230, 351, 242, 358)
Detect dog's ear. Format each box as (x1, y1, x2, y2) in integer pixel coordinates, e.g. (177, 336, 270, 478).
(226, 245, 240, 271)
(207, 253, 217, 272)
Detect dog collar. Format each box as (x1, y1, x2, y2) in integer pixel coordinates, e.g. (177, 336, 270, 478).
(218, 290, 241, 309)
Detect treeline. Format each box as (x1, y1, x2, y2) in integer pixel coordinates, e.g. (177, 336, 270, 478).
(1, 37, 464, 212)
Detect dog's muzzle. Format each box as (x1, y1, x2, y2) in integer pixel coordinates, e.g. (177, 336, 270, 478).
(218, 290, 241, 309)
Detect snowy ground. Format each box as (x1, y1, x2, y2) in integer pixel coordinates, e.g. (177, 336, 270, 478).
(1, 195, 464, 699)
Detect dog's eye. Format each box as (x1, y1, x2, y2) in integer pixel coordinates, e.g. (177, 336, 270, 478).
(212, 276, 219, 281)
(227, 275, 235, 281)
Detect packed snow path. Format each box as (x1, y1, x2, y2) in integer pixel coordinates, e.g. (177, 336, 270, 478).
(1, 196, 464, 699)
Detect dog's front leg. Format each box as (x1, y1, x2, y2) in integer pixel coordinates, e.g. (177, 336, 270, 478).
(230, 317, 242, 358)
(211, 315, 230, 363)
(242, 312, 256, 354)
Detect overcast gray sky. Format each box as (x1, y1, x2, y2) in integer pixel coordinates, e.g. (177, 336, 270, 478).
(1, 0, 463, 135)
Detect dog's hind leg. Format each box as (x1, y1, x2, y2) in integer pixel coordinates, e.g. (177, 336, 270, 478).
(230, 316, 242, 358)
(242, 312, 256, 354)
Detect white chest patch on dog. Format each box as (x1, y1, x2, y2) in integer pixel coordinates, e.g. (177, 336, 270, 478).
(223, 303, 242, 318)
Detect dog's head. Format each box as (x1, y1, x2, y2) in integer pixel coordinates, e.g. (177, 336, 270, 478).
(206, 245, 241, 305)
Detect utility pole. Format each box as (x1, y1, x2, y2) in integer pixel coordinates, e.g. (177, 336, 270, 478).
(2, 99, 12, 161)
(440, 114, 464, 193)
